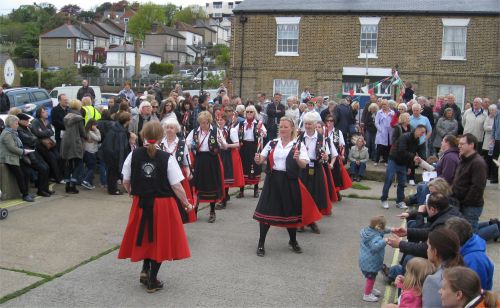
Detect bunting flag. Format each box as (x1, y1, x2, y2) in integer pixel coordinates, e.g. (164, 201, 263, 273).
(360, 85, 369, 94)
(368, 88, 374, 95)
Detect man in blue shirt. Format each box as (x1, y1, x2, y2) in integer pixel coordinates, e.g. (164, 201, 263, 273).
(410, 103, 432, 159)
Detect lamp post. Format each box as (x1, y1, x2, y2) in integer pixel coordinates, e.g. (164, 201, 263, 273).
(199, 45, 207, 96)
(123, 18, 129, 82)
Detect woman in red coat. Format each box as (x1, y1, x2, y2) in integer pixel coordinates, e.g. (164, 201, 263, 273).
(118, 121, 193, 293)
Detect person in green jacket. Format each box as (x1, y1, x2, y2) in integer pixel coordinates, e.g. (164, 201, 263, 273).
(348, 136, 369, 182)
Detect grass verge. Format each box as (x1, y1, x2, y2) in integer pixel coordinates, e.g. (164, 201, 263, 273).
(350, 183, 371, 190)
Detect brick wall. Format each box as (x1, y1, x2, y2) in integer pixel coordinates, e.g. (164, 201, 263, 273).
(231, 14, 500, 103)
(40, 38, 76, 68)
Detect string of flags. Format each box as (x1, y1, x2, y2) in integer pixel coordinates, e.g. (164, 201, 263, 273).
(339, 67, 405, 99)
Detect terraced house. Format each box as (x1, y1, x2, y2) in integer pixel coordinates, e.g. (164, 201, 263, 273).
(231, 0, 500, 108)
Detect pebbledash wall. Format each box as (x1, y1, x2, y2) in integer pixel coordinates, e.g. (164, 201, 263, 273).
(230, 13, 500, 107)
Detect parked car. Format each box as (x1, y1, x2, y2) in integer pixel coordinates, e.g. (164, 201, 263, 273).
(179, 69, 194, 78)
(46, 66, 62, 72)
(99, 93, 119, 108)
(2, 88, 52, 116)
(49, 85, 102, 107)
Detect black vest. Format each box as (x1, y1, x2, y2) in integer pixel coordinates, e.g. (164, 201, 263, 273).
(130, 147, 174, 197)
(299, 132, 324, 161)
(193, 127, 219, 155)
(238, 120, 259, 143)
(267, 139, 301, 179)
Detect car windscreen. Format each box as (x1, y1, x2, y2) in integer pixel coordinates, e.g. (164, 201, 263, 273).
(13, 92, 31, 106)
(33, 90, 49, 101)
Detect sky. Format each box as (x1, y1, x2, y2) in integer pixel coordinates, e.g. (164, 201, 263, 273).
(0, 0, 206, 15)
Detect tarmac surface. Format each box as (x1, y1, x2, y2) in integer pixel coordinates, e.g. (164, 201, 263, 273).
(0, 179, 499, 307)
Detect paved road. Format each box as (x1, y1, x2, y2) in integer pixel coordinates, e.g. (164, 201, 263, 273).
(1, 188, 406, 307)
(1, 184, 499, 307)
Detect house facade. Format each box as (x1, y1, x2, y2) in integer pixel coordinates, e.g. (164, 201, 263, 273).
(193, 21, 218, 45)
(106, 45, 161, 80)
(80, 23, 109, 63)
(231, 0, 500, 108)
(40, 24, 94, 68)
(205, 1, 242, 18)
(144, 25, 188, 64)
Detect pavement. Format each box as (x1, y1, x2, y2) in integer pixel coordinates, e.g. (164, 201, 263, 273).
(0, 180, 499, 307)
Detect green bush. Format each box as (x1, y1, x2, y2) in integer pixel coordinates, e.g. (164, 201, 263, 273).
(149, 62, 174, 76)
(80, 65, 100, 77)
(20, 68, 78, 89)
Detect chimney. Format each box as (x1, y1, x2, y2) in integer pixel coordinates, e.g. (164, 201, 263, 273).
(151, 23, 158, 33)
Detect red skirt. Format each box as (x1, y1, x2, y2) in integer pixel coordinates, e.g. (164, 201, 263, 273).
(228, 148, 245, 188)
(323, 165, 338, 205)
(118, 196, 191, 262)
(339, 162, 353, 190)
(180, 174, 197, 223)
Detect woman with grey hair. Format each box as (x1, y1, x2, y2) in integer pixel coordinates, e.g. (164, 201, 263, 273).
(482, 104, 497, 181)
(285, 96, 300, 127)
(433, 107, 458, 154)
(160, 118, 196, 223)
(0, 115, 35, 201)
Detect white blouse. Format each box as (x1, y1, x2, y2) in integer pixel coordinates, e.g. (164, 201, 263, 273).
(122, 149, 185, 185)
(260, 138, 309, 171)
(236, 120, 268, 141)
(161, 136, 188, 166)
(186, 125, 225, 152)
(302, 131, 331, 160)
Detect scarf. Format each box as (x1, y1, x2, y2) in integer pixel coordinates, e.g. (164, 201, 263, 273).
(246, 118, 253, 130)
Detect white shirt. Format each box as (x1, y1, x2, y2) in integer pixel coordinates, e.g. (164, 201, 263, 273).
(122, 149, 184, 185)
(303, 131, 331, 160)
(186, 125, 225, 152)
(328, 128, 345, 146)
(237, 120, 268, 141)
(161, 136, 188, 166)
(260, 138, 309, 171)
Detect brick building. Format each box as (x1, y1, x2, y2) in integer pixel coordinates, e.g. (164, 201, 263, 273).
(231, 0, 500, 108)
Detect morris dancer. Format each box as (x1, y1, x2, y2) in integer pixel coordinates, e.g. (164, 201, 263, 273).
(160, 118, 197, 223)
(316, 121, 339, 209)
(186, 111, 227, 223)
(118, 121, 193, 293)
(236, 105, 267, 199)
(253, 117, 322, 257)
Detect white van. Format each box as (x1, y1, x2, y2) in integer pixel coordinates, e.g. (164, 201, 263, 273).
(49, 86, 102, 107)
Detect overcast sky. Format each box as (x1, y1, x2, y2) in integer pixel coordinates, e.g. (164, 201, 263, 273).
(0, 0, 206, 15)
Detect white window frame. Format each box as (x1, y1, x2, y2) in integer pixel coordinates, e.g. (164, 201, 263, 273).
(358, 17, 380, 59)
(441, 18, 469, 61)
(275, 17, 301, 57)
(437, 84, 466, 110)
(273, 79, 299, 99)
(66, 39, 72, 49)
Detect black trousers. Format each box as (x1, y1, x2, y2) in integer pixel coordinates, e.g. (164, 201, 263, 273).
(64, 158, 82, 182)
(106, 165, 120, 193)
(36, 144, 63, 182)
(6, 161, 30, 196)
(27, 151, 50, 193)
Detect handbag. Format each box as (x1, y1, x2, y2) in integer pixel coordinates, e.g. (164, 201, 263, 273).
(40, 138, 56, 150)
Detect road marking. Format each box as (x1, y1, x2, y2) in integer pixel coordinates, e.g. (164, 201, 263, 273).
(382, 220, 406, 305)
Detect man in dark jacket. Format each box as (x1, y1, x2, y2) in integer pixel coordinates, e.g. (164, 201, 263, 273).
(76, 80, 95, 101)
(0, 86, 10, 113)
(439, 94, 463, 133)
(50, 94, 69, 150)
(16, 113, 52, 197)
(452, 133, 487, 231)
(265, 93, 285, 141)
(334, 98, 354, 141)
(383, 193, 462, 281)
(381, 125, 426, 209)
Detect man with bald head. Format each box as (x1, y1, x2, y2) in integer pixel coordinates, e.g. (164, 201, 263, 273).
(463, 97, 487, 150)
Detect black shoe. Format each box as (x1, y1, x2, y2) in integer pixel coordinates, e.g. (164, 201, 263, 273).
(108, 190, 123, 195)
(22, 194, 34, 202)
(69, 184, 79, 194)
(146, 278, 164, 293)
(256, 245, 265, 257)
(254, 190, 260, 198)
(139, 270, 149, 285)
(491, 180, 499, 184)
(208, 212, 216, 223)
(37, 191, 51, 197)
(309, 223, 320, 234)
(215, 202, 226, 210)
(65, 182, 71, 193)
(288, 241, 302, 253)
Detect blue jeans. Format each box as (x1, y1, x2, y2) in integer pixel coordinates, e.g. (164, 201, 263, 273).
(98, 159, 107, 186)
(415, 182, 430, 205)
(350, 161, 366, 177)
(83, 151, 97, 185)
(381, 159, 407, 203)
(388, 254, 415, 280)
(461, 206, 483, 232)
(477, 221, 500, 242)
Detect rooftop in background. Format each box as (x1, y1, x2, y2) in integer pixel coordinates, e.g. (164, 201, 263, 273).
(175, 21, 205, 36)
(80, 23, 108, 38)
(149, 25, 185, 39)
(233, 0, 500, 15)
(108, 45, 161, 58)
(40, 24, 92, 39)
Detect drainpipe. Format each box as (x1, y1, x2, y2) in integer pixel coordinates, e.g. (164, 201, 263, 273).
(238, 14, 247, 98)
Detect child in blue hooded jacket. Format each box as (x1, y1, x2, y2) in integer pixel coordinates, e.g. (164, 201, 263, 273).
(359, 215, 388, 302)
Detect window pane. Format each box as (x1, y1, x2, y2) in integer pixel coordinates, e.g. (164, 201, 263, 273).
(274, 79, 299, 98)
(443, 26, 466, 57)
(360, 24, 378, 55)
(277, 23, 299, 53)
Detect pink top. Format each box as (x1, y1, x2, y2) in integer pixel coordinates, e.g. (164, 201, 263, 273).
(399, 288, 422, 308)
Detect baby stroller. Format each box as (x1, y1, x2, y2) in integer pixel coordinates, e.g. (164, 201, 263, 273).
(0, 189, 7, 219)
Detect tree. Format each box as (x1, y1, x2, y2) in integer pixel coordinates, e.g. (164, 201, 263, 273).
(213, 45, 230, 67)
(173, 5, 207, 25)
(59, 4, 81, 17)
(78, 10, 96, 22)
(164, 3, 179, 26)
(127, 3, 166, 78)
(95, 2, 112, 16)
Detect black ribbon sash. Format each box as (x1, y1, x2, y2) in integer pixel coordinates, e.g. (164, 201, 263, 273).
(136, 196, 155, 246)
